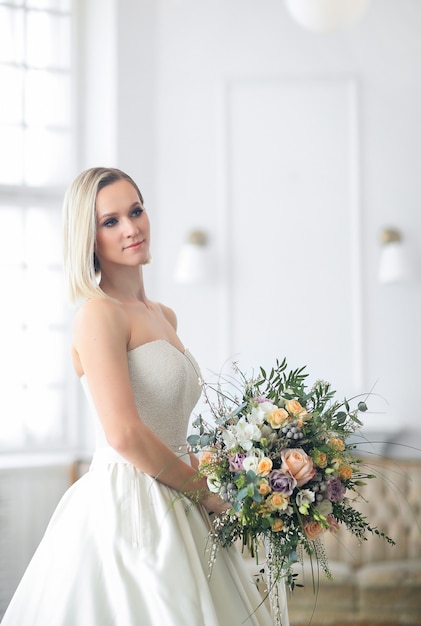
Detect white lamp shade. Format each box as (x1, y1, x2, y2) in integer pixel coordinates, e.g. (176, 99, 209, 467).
(284, 0, 371, 33)
(174, 242, 213, 284)
(378, 241, 411, 284)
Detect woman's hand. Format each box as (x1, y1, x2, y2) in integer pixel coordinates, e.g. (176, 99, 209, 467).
(188, 451, 200, 470)
(187, 451, 229, 514)
(200, 492, 231, 515)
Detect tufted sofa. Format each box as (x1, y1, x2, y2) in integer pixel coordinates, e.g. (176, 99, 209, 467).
(246, 456, 421, 625)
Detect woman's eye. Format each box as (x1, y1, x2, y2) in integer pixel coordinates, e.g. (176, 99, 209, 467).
(132, 207, 143, 217)
(103, 218, 117, 227)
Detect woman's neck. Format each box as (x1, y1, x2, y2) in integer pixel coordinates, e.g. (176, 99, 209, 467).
(99, 267, 147, 303)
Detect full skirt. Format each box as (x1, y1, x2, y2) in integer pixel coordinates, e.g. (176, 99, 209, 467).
(1, 457, 273, 626)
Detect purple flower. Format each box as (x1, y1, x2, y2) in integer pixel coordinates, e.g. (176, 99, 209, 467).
(254, 396, 269, 404)
(268, 469, 297, 495)
(228, 452, 247, 472)
(327, 477, 346, 502)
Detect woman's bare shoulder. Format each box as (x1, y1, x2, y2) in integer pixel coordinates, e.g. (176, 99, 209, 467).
(73, 298, 129, 345)
(74, 296, 126, 324)
(158, 302, 178, 330)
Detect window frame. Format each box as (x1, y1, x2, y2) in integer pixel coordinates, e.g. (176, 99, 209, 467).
(0, 0, 88, 457)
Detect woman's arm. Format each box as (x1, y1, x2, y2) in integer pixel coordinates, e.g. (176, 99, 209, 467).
(73, 298, 226, 513)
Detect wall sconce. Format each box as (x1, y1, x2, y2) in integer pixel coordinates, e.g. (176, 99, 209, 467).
(284, 0, 371, 33)
(174, 230, 213, 284)
(378, 228, 411, 284)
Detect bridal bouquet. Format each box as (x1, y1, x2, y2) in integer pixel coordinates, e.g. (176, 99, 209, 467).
(188, 358, 393, 619)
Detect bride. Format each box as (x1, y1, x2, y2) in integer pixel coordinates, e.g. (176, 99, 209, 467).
(1, 167, 274, 625)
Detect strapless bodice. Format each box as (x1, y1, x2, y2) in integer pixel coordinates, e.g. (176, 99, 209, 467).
(80, 339, 202, 456)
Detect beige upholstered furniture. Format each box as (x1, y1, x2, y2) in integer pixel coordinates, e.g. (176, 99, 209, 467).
(285, 456, 421, 625)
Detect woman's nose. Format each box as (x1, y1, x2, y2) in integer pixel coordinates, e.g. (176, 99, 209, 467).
(123, 218, 139, 236)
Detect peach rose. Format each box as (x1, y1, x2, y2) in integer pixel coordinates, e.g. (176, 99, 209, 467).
(312, 450, 328, 468)
(285, 399, 312, 424)
(257, 457, 273, 476)
(258, 480, 272, 496)
(304, 520, 327, 541)
(329, 436, 345, 452)
(267, 492, 290, 511)
(199, 449, 214, 470)
(272, 519, 284, 532)
(296, 414, 311, 428)
(281, 448, 316, 487)
(338, 464, 353, 480)
(285, 399, 305, 416)
(330, 456, 343, 470)
(267, 408, 289, 429)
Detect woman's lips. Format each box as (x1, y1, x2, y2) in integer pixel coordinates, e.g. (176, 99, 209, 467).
(124, 241, 143, 250)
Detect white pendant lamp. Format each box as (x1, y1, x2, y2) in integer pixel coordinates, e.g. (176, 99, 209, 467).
(284, 0, 371, 33)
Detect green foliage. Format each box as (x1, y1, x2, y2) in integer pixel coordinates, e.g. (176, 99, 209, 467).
(188, 356, 394, 598)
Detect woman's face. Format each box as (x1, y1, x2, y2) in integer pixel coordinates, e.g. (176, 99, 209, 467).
(95, 179, 150, 269)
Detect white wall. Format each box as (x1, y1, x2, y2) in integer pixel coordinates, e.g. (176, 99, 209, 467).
(82, 0, 421, 450)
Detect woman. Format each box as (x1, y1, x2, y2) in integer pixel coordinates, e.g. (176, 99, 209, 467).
(1, 167, 272, 625)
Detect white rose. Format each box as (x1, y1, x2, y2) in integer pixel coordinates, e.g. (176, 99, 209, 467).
(222, 428, 237, 450)
(242, 456, 259, 473)
(247, 447, 264, 460)
(207, 474, 222, 493)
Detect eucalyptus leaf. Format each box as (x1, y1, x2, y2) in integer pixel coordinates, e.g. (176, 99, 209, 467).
(187, 434, 200, 446)
(245, 470, 257, 483)
(236, 487, 249, 501)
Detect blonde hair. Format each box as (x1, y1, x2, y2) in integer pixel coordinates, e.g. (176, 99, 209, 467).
(63, 167, 144, 304)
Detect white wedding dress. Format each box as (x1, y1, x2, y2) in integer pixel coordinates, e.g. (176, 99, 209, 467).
(1, 340, 274, 626)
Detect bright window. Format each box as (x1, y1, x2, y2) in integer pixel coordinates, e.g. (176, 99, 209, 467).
(0, 0, 75, 451)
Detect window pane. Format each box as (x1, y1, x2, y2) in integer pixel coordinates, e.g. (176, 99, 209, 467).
(0, 208, 24, 264)
(0, 6, 73, 187)
(0, 1, 24, 6)
(0, 0, 74, 452)
(0, 66, 23, 124)
(0, 7, 24, 64)
(23, 328, 66, 385)
(26, 0, 70, 12)
(0, 125, 24, 184)
(22, 386, 65, 444)
(24, 127, 72, 186)
(26, 11, 71, 69)
(2, 268, 26, 325)
(25, 268, 66, 326)
(24, 207, 63, 266)
(25, 70, 71, 128)
(0, 205, 68, 451)
(36, 270, 67, 325)
(0, 380, 26, 447)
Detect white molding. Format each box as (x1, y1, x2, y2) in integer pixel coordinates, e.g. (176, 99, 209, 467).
(347, 79, 365, 391)
(219, 74, 364, 390)
(216, 83, 235, 364)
